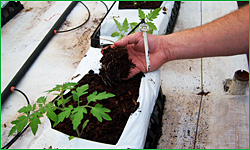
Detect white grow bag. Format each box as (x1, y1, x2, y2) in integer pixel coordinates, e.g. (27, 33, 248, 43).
(30, 47, 161, 149)
(100, 1, 174, 45)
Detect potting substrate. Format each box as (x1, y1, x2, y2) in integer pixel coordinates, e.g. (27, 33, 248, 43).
(1, 1, 248, 149)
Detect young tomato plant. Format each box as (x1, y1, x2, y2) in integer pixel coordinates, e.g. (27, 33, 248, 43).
(111, 7, 162, 40)
(8, 82, 115, 140)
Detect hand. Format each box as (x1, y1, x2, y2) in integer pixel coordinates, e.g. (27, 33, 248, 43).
(114, 32, 168, 79)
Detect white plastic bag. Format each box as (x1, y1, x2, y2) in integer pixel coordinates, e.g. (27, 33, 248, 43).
(100, 1, 174, 45)
(30, 47, 160, 149)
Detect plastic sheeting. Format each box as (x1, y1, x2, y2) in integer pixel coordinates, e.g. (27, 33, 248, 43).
(30, 47, 161, 149)
(99, 1, 174, 45)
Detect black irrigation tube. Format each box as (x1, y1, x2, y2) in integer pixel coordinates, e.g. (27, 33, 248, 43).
(56, 1, 90, 33)
(1, 1, 79, 106)
(2, 87, 31, 149)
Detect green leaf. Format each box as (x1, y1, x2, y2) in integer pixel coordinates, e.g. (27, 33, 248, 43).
(87, 91, 97, 102)
(138, 8, 145, 19)
(8, 126, 17, 137)
(32, 104, 36, 111)
(71, 106, 87, 130)
(146, 7, 161, 21)
(57, 96, 72, 106)
(76, 84, 89, 96)
(87, 91, 115, 103)
(72, 84, 89, 102)
(68, 136, 75, 140)
(45, 82, 78, 93)
(91, 104, 112, 122)
(18, 105, 32, 114)
(72, 91, 79, 102)
(62, 82, 78, 91)
(37, 96, 46, 104)
(113, 18, 123, 31)
(45, 84, 62, 93)
(146, 22, 157, 30)
(130, 22, 138, 31)
(111, 31, 120, 37)
(35, 111, 44, 117)
(29, 113, 42, 135)
(122, 18, 129, 32)
(10, 115, 29, 134)
(118, 34, 125, 41)
(45, 104, 57, 122)
(39, 106, 46, 113)
(81, 119, 89, 132)
(147, 29, 154, 34)
(53, 105, 73, 127)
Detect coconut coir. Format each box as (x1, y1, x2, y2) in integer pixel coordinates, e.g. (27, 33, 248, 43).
(52, 47, 143, 145)
(99, 46, 135, 86)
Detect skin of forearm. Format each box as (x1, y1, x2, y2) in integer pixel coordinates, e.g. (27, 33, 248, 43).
(162, 5, 249, 62)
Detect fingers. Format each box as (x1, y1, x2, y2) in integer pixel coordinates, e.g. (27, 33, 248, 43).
(122, 67, 141, 80)
(101, 45, 116, 54)
(114, 32, 143, 47)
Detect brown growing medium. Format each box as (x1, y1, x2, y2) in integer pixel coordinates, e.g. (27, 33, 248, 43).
(119, 1, 162, 9)
(52, 46, 144, 145)
(99, 46, 135, 86)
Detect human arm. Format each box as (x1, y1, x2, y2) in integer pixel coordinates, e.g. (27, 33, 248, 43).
(115, 5, 249, 78)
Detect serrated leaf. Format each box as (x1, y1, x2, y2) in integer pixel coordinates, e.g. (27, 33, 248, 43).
(146, 7, 161, 21)
(87, 91, 97, 102)
(76, 84, 88, 96)
(39, 106, 46, 113)
(146, 22, 157, 30)
(71, 106, 86, 130)
(57, 96, 72, 106)
(111, 31, 120, 37)
(53, 105, 73, 128)
(8, 126, 17, 137)
(123, 18, 129, 32)
(30, 113, 41, 135)
(45, 82, 78, 93)
(32, 104, 36, 111)
(10, 115, 29, 134)
(45, 106, 57, 122)
(130, 22, 138, 30)
(68, 136, 75, 140)
(35, 111, 44, 117)
(113, 18, 123, 31)
(18, 105, 32, 114)
(56, 99, 63, 106)
(138, 8, 145, 19)
(72, 85, 89, 102)
(45, 84, 62, 93)
(72, 91, 79, 102)
(91, 104, 112, 122)
(62, 82, 78, 91)
(87, 91, 115, 103)
(37, 96, 46, 104)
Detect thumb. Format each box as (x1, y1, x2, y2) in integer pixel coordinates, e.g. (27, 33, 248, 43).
(114, 37, 127, 47)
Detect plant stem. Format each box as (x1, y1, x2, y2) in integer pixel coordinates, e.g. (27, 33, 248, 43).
(75, 127, 81, 137)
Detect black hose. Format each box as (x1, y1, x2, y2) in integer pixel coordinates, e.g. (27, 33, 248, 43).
(127, 19, 144, 35)
(12, 87, 30, 105)
(56, 1, 90, 33)
(2, 124, 30, 149)
(1, 1, 79, 106)
(2, 87, 30, 149)
(100, 1, 108, 12)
